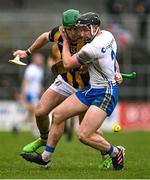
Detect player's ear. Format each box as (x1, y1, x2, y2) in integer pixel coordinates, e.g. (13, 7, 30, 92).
(94, 25, 99, 31)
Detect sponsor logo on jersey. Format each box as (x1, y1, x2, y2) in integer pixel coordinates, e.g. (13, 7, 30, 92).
(101, 47, 106, 53)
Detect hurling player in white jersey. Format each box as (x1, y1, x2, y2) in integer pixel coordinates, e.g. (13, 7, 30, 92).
(60, 13, 125, 171)
(21, 53, 44, 136)
(20, 12, 125, 170)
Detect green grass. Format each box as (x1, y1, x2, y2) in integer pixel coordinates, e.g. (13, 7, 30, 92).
(0, 131, 150, 179)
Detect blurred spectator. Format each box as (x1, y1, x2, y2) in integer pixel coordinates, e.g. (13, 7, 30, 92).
(107, 0, 125, 14)
(135, 0, 150, 40)
(107, 0, 127, 23)
(21, 53, 45, 136)
(106, 23, 133, 51)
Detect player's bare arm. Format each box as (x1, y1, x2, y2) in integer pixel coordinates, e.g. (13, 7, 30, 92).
(60, 28, 80, 69)
(13, 32, 50, 58)
(115, 60, 123, 85)
(63, 39, 80, 68)
(115, 60, 120, 73)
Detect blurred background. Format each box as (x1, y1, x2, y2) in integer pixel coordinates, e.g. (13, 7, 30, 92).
(0, 0, 150, 132)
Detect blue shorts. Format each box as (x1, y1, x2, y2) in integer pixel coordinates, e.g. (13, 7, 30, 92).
(75, 84, 118, 116)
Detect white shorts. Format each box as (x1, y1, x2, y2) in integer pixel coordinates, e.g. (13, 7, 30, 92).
(50, 75, 77, 97)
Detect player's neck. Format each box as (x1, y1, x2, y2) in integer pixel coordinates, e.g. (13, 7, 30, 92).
(92, 30, 101, 40)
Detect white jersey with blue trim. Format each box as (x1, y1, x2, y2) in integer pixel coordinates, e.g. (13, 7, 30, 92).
(24, 64, 44, 96)
(77, 30, 117, 88)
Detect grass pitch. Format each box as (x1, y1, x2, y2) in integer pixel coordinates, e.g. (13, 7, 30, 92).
(0, 131, 150, 179)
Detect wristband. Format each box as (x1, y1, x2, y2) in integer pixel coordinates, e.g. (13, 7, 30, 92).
(26, 49, 32, 56)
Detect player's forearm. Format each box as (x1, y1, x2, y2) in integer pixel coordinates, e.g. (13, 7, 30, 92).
(62, 40, 80, 69)
(115, 60, 120, 73)
(13, 32, 50, 58)
(28, 32, 49, 53)
(115, 60, 123, 85)
(62, 40, 72, 68)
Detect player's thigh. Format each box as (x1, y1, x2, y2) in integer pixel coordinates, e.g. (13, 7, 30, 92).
(79, 105, 107, 136)
(37, 88, 66, 115)
(53, 94, 88, 124)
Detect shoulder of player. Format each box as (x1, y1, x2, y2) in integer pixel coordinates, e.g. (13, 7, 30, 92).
(101, 30, 113, 36)
(49, 26, 62, 42)
(91, 30, 114, 47)
(100, 30, 115, 42)
(79, 38, 104, 57)
(83, 37, 102, 51)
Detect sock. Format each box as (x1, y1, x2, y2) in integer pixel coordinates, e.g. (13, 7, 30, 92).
(42, 145, 55, 162)
(100, 150, 107, 159)
(40, 131, 49, 142)
(108, 145, 119, 158)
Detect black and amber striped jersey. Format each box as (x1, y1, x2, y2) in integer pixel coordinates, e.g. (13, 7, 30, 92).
(49, 26, 89, 89)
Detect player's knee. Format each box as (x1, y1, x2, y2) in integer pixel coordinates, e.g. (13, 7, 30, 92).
(52, 110, 63, 125)
(77, 131, 88, 144)
(35, 103, 46, 118)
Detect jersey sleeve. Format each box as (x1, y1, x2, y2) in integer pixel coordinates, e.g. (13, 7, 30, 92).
(76, 43, 104, 65)
(49, 26, 59, 42)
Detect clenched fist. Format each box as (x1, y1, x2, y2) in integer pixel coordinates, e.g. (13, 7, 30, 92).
(13, 50, 28, 59)
(115, 72, 123, 85)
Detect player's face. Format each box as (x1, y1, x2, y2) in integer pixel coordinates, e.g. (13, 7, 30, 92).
(65, 26, 79, 41)
(32, 53, 44, 66)
(78, 26, 92, 41)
